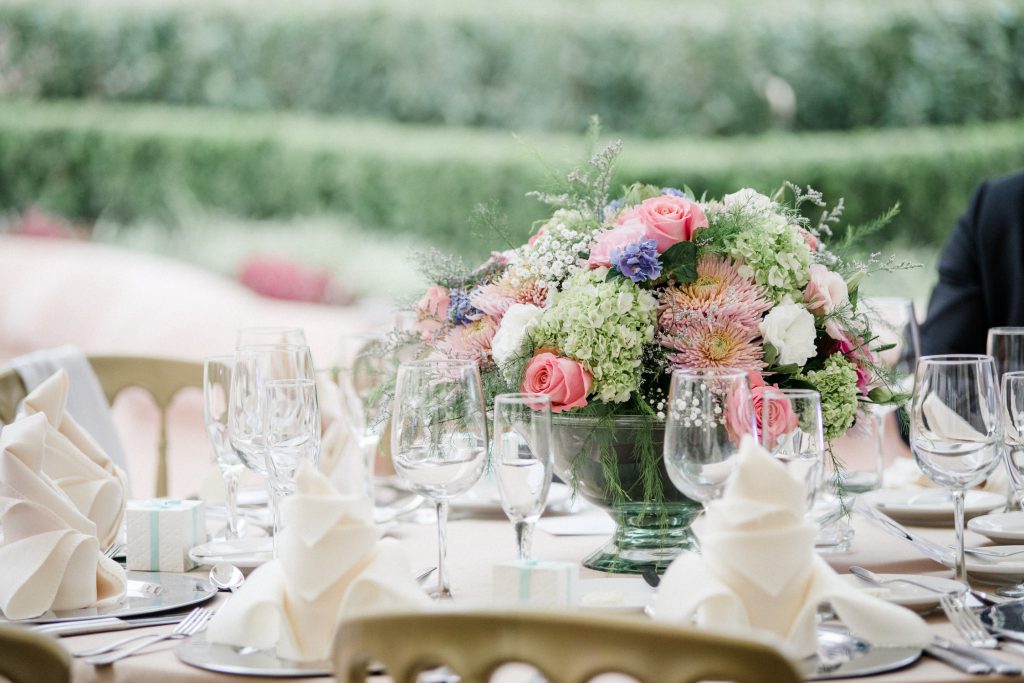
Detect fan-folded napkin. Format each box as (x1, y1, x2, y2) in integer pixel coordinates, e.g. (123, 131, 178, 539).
(206, 461, 428, 662)
(654, 436, 930, 658)
(0, 413, 127, 619)
(17, 370, 128, 547)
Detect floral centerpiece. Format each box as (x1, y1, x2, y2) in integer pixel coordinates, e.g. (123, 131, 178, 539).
(407, 139, 908, 573)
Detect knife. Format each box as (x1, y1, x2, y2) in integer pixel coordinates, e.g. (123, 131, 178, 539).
(924, 643, 992, 674)
(854, 499, 952, 564)
(30, 614, 184, 637)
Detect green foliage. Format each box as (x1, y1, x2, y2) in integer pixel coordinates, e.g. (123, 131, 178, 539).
(2, 0, 1023, 137)
(2, 99, 1024, 259)
(660, 241, 698, 283)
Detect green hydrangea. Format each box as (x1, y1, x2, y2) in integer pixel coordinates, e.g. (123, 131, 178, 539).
(530, 268, 656, 403)
(711, 207, 812, 302)
(800, 354, 860, 441)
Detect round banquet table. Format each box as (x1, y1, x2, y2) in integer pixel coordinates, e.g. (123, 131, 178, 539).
(62, 509, 1024, 683)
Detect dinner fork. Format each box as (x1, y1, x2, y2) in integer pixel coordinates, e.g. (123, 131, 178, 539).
(79, 607, 212, 665)
(938, 593, 1022, 675)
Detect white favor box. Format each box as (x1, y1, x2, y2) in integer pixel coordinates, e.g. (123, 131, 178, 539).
(493, 560, 579, 608)
(126, 499, 206, 572)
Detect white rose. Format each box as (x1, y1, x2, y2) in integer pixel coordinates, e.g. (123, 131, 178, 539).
(491, 304, 544, 367)
(723, 188, 774, 212)
(803, 263, 849, 316)
(759, 297, 817, 367)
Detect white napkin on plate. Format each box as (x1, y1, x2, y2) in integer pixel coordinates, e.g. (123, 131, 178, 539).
(17, 370, 128, 547)
(654, 436, 930, 658)
(9, 345, 128, 473)
(206, 461, 428, 662)
(0, 413, 127, 619)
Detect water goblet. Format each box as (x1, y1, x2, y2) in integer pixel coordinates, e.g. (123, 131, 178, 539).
(663, 368, 755, 505)
(391, 360, 488, 599)
(760, 388, 825, 510)
(911, 354, 1002, 584)
(492, 393, 553, 561)
(203, 355, 245, 540)
(264, 378, 321, 555)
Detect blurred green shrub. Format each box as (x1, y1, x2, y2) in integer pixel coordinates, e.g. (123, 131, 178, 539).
(1, 0, 1022, 136)
(1, 99, 1022, 259)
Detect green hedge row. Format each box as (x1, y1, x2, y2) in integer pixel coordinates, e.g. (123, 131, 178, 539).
(2, 0, 1023, 136)
(2, 99, 1023, 259)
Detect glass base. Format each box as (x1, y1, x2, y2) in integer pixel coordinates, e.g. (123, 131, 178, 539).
(996, 584, 1024, 599)
(582, 502, 700, 574)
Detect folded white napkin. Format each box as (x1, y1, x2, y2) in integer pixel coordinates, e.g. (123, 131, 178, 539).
(0, 413, 127, 619)
(206, 461, 428, 662)
(17, 370, 128, 547)
(10, 345, 128, 474)
(315, 372, 367, 494)
(654, 436, 930, 658)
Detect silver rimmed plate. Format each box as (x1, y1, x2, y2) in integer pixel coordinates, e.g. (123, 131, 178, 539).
(860, 489, 1004, 527)
(969, 512, 1024, 544)
(0, 571, 216, 624)
(803, 625, 921, 680)
(177, 634, 331, 678)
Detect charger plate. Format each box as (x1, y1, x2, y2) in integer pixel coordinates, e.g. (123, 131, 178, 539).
(0, 571, 216, 624)
(177, 635, 331, 678)
(803, 625, 921, 680)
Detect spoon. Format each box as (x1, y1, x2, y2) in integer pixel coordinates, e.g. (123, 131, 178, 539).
(848, 566, 997, 606)
(209, 562, 246, 592)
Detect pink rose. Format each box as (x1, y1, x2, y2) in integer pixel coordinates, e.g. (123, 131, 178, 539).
(415, 285, 450, 341)
(527, 225, 546, 246)
(618, 194, 708, 253)
(799, 229, 819, 252)
(757, 383, 800, 449)
(804, 264, 849, 317)
(521, 352, 592, 413)
(587, 219, 646, 268)
(729, 371, 798, 445)
(835, 335, 874, 395)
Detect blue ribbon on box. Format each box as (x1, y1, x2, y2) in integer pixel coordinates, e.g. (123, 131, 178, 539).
(133, 499, 200, 570)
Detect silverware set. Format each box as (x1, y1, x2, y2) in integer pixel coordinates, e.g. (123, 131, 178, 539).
(74, 607, 213, 666)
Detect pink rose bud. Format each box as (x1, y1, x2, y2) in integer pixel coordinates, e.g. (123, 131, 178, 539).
(587, 219, 647, 268)
(521, 352, 592, 413)
(618, 194, 708, 253)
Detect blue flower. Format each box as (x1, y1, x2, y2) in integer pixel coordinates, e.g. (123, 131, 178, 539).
(602, 198, 624, 221)
(447, 288, 480, 325)
(660, 187, 687, 198)
(611, 239, 662, 283)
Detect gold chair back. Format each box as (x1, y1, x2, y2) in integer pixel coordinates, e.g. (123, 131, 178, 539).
(333, 611, 801, 683)
(0, 625, 71, 683)
(0, 355, 203, 497)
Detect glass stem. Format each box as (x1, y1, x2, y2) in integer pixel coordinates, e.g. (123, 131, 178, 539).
(953, 488, 967, 584)
(224, 466, 241, 540)
(435, 500, 451, 599)
(270, 481, 283, 560)
(873, 410, 887, 488)
(515, 520, 533, 561)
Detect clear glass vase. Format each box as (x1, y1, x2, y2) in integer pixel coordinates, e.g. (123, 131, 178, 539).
(550, 414, 701, 574)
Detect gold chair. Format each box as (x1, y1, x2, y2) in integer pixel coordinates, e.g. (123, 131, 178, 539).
(0, 355, 203, 497)
(333, 611, 801, 683)
(0, 625, 71, 683)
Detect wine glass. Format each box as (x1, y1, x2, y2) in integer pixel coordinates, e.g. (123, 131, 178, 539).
(492, 393, 553, 561)
(264, 378, 321, 554)
(911, 354, 1002, 583)
(391, 360, 488, 598)
(663, 368, 754, 504)
(336, 334, 394, 496)
(760, 389, 825, 511)
(988, 328, 1024, 377)
(858, 297, 920, 493)
(997, 371, 1024, 597)
(203, 355, 245, 540)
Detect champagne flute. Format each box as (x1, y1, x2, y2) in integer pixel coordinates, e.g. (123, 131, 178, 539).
(663, 368, 754, 504)
(911, 355, 1002, 584)
(336, 334, 393, 497)
(203, 355, 245, 540)
(997, 371, 1024, 597)
(760, 389, 825, 510)
(391, 360, 488, 599)
(264, 378, 321, 554)
(492, 393, 553, 561)
(858, 297, 920, 493)
(988, 327, 1024, 509)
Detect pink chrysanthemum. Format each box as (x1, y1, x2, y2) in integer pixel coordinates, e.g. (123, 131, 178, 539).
(514, 279, 549, 308)
(661, 317, 765, 373)
(438, 315, 499, 366)
(471, 282, 516, 318)
(658, 255, 771, 337)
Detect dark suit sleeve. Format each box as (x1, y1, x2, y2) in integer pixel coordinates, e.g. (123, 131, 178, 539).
(920, 181, 991, 356)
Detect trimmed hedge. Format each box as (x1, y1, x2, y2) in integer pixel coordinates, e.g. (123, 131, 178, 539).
(1, 0, 1023, 136)
(1, 99, 1023, 259)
